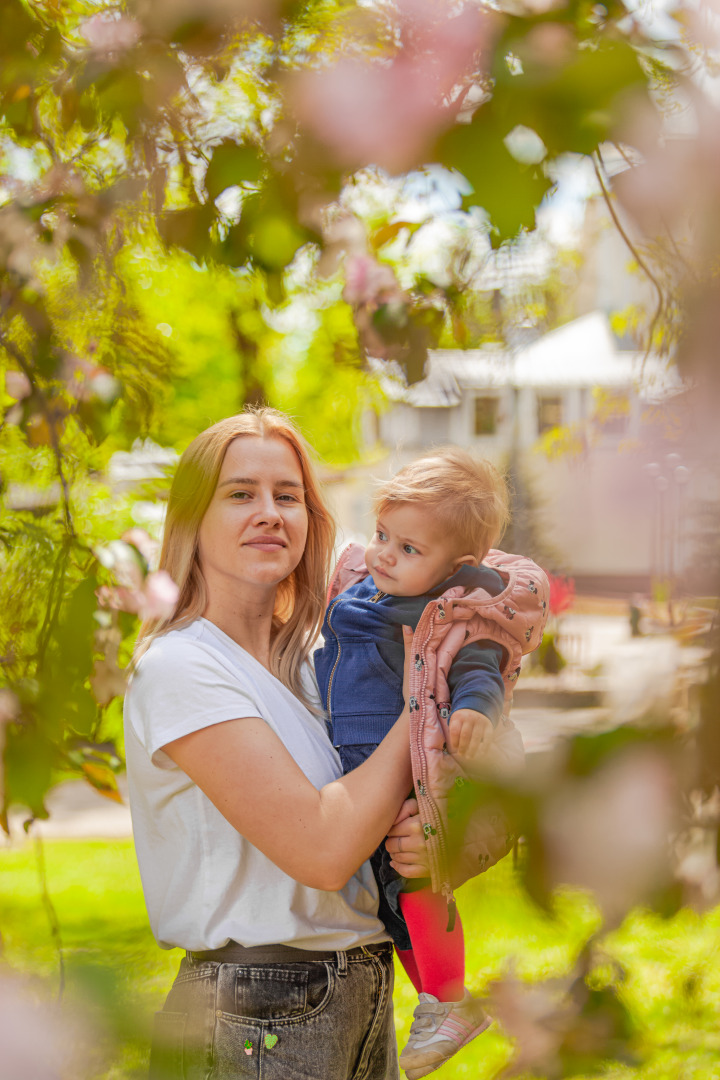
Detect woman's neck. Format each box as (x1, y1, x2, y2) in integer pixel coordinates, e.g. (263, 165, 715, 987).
(203, 590, 276, 668)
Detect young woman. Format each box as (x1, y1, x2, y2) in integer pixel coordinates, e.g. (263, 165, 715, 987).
(124, 408, 425, 1080)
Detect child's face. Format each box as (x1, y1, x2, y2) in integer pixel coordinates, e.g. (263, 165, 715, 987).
(365, 503, 475, 597)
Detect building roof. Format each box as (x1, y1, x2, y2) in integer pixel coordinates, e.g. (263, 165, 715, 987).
(382, 312, 685, 406)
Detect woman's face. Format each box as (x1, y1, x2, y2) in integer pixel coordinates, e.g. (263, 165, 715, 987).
(197, 435, 309, 598)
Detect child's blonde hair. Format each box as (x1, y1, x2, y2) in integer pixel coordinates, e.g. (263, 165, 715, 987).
(374, 447, 510, 561)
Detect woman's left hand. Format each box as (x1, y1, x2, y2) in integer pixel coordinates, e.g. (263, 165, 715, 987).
(385, 798, 429, 878)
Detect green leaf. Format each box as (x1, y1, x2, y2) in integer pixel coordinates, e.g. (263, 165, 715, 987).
(58, 576, 99, 679)
(4, 725, 54, 819)
(494, 32, 650, 157)
(206, 140, 264, 200)
(441, 111, 553, 242)
(159, 204, 217, 261)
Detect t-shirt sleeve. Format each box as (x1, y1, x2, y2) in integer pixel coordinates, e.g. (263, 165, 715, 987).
(126, 637, 263, 767)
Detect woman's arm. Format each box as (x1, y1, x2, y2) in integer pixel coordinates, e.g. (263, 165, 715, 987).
(163, 706, 412, 892)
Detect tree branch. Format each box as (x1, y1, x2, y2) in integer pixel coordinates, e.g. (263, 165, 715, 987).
(0, 331, 75, 536)
(593, 149, 664, 366)
(34, 833, 66, 1001)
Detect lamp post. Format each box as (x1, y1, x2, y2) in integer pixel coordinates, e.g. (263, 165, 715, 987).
(645, 454, 690, 624)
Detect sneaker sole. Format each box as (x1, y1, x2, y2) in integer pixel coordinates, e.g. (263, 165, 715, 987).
(402, 1016, 493, 1080)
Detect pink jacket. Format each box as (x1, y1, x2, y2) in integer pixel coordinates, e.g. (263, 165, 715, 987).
(327, 544, 550, 916)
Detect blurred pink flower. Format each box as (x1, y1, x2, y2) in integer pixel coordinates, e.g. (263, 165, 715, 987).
(0, 689, 19, 724)
(95, 540, 145, 591)
(4, 370, 31, 401)
(542, 746, 676, 923)
(122, 527, 160, 568)
(343, 253, 401, 306)
(90, 658, 128, 706)
(96, 570, 178, 620)
(548, 572, 575, 615)
(292, 0, 500, 173)
(81, 13, 142, 53)
(615, 94, 720, 247)
(141, 570, 180, 619)
(489, 974, 575, 1076)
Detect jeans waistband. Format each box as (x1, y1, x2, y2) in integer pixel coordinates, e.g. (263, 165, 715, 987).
(186, 940, 392, 965)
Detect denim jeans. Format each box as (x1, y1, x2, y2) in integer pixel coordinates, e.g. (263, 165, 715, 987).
(149, 944, 399, 1080)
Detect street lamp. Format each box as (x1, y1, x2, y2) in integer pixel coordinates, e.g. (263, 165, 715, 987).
(645, 454, 691, 623)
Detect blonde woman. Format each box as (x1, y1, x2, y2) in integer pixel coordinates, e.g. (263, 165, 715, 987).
(124, 408, 424, 1080)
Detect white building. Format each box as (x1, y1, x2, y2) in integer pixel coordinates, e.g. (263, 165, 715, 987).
(332, 313, 691, 594)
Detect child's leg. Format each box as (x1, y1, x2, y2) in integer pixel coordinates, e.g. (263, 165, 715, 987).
(395, 947, 423, 993)
(398, 886, 465, 1002)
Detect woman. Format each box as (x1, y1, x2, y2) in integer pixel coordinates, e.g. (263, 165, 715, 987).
(124, 407, 426, 1080)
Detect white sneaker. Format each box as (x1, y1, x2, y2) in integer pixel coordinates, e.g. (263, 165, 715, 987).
(399, 989, 491, 1079)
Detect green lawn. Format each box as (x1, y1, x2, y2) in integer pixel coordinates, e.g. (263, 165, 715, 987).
(3, 838, 720, 1079)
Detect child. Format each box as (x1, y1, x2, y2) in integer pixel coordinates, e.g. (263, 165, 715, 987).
(314, 447, 548, 1079)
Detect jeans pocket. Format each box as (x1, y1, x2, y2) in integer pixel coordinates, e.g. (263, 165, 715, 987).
(235, 967, 308, 1020)
(233, 963, 333, 1021)
(149, 1010, 186, 1080)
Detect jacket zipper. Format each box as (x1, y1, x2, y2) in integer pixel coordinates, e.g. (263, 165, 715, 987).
(326, 589, 387, 712)
(325, 596, 343, 714)
(413, 607, 456, 925)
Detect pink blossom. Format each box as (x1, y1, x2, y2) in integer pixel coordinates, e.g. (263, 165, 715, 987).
(122, 527, 160, 568)
(292, 0, 501, 173)
(4, 371, 31, 401)
(140, 570, 180, 620)
(0, 689, 19, 725)
(343, 254, 401, 306)
(96, 584, 142, 614)
(547, 572, 575, 615)
(90, 658, 128, 706)
(95, 540, 145, 591)
(81, 13, 142, 53)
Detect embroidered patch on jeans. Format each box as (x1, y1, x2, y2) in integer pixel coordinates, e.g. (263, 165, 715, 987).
(244, 1039, 253, 1056)
(265, 1034, 278, 1049)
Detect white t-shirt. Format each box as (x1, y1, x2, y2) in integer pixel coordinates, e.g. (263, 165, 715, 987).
(124, 618, 388, 952)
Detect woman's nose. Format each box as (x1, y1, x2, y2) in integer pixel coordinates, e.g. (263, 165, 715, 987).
(251, 495, 282, 527)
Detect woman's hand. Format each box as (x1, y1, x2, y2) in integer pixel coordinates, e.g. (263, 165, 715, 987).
(385, 798, 429, 878)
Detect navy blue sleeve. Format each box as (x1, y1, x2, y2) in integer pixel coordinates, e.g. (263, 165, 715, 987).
(447, 639, 505, 726)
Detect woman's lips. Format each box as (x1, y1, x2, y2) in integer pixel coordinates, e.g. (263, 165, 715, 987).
(244, 538, 287, 551)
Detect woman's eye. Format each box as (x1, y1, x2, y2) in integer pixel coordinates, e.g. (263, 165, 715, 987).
(230, 491, 250, 500)
(277, 494, 299, 503)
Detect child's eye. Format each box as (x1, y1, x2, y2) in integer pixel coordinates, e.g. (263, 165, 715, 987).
(403, 544, 419, 555)
(377, 530, 387, 541)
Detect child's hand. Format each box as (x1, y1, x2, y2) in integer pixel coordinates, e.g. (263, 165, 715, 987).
(386, 798, 429, 878)
(448, 709, 494, 760)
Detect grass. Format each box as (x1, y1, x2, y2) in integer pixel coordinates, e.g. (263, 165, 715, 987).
(3, 837, 720, 1078)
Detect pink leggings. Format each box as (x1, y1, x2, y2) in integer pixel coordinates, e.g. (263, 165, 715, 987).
(395, 887, 465, 1002)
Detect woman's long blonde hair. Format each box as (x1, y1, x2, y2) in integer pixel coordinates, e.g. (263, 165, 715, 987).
(135, 407, 335, 706)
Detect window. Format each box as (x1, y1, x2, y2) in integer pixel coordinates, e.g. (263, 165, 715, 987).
(591, 389, 630, 436)
(474, 396, 499, 436)
(537, 395, 563, 435)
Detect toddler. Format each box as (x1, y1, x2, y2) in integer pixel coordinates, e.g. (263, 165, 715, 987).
(315, 447, 522, 1078)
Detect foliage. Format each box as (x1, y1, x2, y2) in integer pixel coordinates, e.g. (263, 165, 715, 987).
(2, 1, 720, 1075)
(0, 0, 674, 823)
